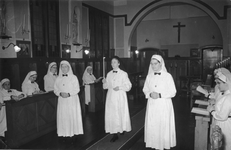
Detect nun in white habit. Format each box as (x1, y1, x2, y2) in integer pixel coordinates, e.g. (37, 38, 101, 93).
(21, 71, 42, 96)
(207, 68, 231, 150)
(44, 62, 58, 92)
(54, 60, 83, 137)
(143, 54, 177, 150)
(102, 56, 132, 142)
(82, 66, 96, 105)
(0, 78, 25, 101)
(0, 89, 6, 137)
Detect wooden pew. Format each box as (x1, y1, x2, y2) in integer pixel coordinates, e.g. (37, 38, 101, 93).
(5, 92, 58, 148)
(191, 99, 210, 150)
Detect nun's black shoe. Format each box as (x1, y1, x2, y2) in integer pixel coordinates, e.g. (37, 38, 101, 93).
(120, 131, 125, 135)
(110, 135, 118, 142)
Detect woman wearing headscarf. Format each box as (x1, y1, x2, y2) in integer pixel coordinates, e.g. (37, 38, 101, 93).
(54, 60, 83, 137)
(0, 78, 25, 101)
(0, 92, 6, 139)
(102, 56, 132, 142)
(143, 54, 177, 150)
(44, 62, 58, 92)
(82, 66, 96, 105)
(82, 66, 102, 105)
(207, 68, 231, 150)
(0, 78, 25, 145)
(21, 71, 43, 96)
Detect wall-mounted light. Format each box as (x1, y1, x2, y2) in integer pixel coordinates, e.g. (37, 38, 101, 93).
(84, 49, 89, 55)
(65, 49, 70, 53)
(135, 50, 139, 54)
(76, 46, 90, 55)
(2, 43, 21, 52)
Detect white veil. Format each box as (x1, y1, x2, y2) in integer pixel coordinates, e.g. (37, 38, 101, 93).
(148, 54, 167, 75)
(46, 62, 57, 75)
(58, 60, 74, 77)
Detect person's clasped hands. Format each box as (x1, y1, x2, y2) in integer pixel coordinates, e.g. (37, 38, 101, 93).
(32, 90, 44, 95)
(11, 93, 25, 101)
(149, 91, 160, 99)
(60, 92, 70, 98)
(102, 78, 120, 91)
(113, 86, 119, 91)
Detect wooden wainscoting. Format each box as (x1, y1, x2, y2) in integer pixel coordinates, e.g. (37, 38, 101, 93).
(5, 92, 58, 148)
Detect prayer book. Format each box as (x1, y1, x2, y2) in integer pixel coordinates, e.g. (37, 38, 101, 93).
(196, 86, 209, 95)
(195, 100, 209, 106)
(191, 107, 209, 116)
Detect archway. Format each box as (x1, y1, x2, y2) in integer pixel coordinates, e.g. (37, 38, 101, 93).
(127, 1, 223, 54)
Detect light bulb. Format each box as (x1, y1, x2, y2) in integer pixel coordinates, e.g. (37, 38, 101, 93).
(66, 49, 70, 53)
(14, 46, 21, 52)
(135, 50, 139, 54)
(84, 49, 89, 55)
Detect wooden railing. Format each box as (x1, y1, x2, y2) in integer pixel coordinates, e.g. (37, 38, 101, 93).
(5, 92, 58, 148)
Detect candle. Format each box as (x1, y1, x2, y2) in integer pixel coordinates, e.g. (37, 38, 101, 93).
(86, 29, 90, 46)
(87, 29, 90, 40)
(66, 23, 69, 36)
(68, 23, 70, 37)
(103, 57, 105, 78)
(23, 14, 25, 30)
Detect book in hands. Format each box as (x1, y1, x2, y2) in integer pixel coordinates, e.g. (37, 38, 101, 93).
(191, 107, 209, 116)
(196, 86, 209, 95)
(195, 100, 209, 105)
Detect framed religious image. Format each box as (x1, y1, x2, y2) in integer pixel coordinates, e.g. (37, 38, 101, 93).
(190, 48, 200, 58)
(161, 49, 168, 58)
(16, 40, 31, 58)
(62, 44, 71, 59)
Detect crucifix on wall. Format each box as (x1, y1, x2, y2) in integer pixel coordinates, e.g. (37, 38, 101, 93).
(173, 22, 186, 43)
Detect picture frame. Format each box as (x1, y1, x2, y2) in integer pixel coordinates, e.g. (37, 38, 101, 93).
(62, 44, 71, 58)
(190, 48, 200, 58)
(16, 40, 31, 58)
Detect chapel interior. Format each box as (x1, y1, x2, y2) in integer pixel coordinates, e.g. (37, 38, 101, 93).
(0, 0, 231, 149)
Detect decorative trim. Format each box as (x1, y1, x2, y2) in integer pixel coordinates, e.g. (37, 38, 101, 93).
(83, 0, 231, 26)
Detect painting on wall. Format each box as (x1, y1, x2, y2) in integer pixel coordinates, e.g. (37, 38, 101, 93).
(190, 48, 200, 58)
(62, 44, 71, 58)
(16, 40, 31, 57)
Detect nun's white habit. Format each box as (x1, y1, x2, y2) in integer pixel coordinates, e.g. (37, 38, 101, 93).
(21, 71, 40, 96)
(82, 66, 96, 105)
(0, 89, 6, 137)
(143, 55, 177, 150)
(54, 60, 83, 137)
(209, 68, 231, 150)
(0, 78, 25, 101)
(44, 62, 57, 92)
